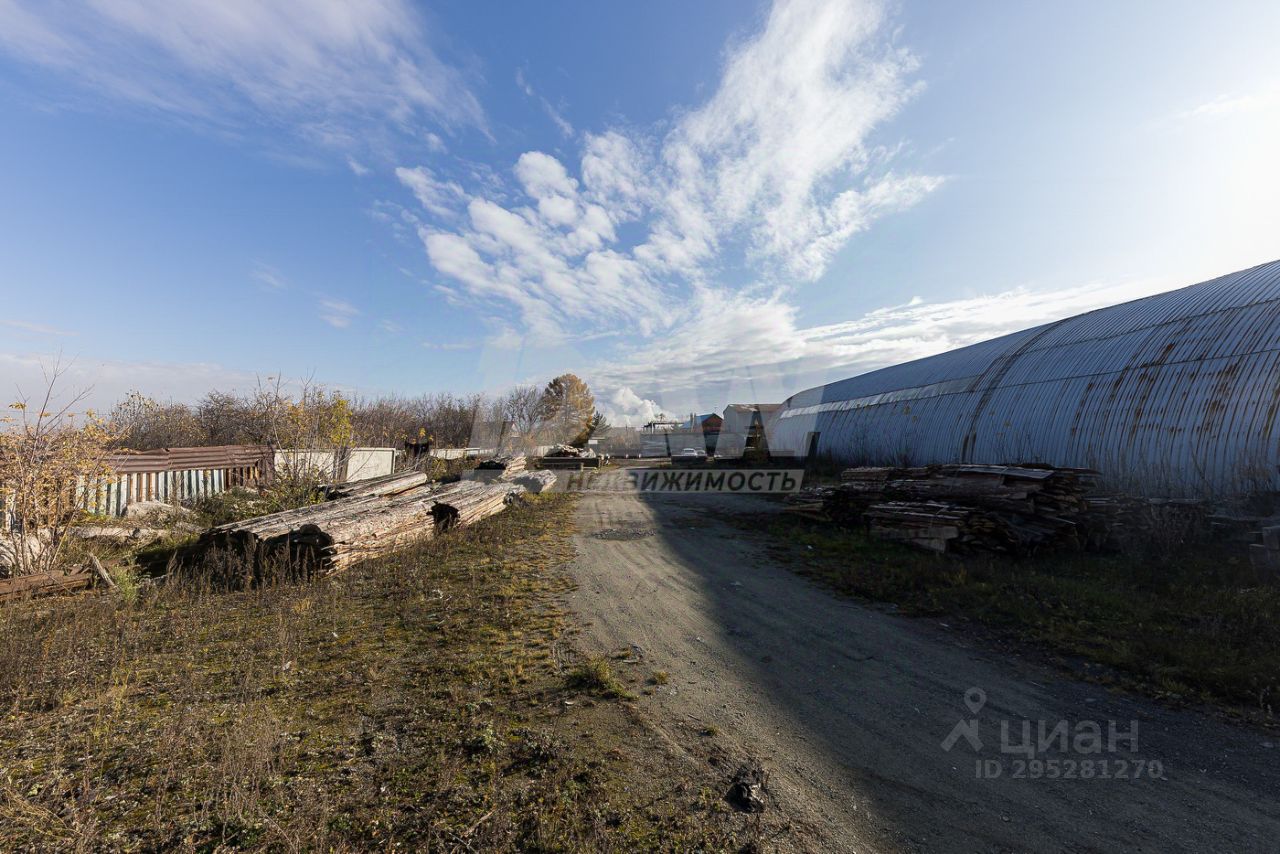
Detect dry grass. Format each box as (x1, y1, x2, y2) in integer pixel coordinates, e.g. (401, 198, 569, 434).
(565, 657, 633, 700)
(0, 494, 745, 852)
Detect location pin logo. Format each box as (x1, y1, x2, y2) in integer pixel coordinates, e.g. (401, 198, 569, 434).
(964, 687, 987, 715)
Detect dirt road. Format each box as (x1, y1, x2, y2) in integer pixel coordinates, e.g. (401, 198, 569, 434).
(566, 484, 1280, 852)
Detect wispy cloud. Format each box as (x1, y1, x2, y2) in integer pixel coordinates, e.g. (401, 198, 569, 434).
(516, 68, 574, 138)
(1180, 83, 1280, 120)
(395, 165, 466, 218)
(346, 156, 372, 176)
(586, 275, 1175, 406)
(0, 319, 76, 336)
(319, 298, 360, 328)
(402, 0, 938, 351)
(0, 0, 485, 153)
(250, 262, 288, 290)
(421, 340, 477, 351)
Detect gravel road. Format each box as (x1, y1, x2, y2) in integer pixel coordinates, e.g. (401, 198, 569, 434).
(566, 485, 1280, 853)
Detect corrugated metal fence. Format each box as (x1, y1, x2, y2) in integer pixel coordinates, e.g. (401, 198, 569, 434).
(81, 445, 273, 516)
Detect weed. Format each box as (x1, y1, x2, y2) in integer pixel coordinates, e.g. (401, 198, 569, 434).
(109, 564, 141, 605)
(567, 656, 634, 699)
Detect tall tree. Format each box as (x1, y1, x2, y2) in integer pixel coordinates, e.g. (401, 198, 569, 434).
(537, 374, 595, 445)
(501, 384, 544, 445)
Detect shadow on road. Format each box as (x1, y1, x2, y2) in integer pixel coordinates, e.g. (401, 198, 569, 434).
(574, 488, 1280, 852)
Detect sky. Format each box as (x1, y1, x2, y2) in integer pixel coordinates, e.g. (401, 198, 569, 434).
(1, 0, 1279, 426)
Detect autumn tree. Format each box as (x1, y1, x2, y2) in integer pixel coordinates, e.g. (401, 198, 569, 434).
(537, 374, 597, 446)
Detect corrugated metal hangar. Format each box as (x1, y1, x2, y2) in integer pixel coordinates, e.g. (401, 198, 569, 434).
(771, 260, 1280, 498)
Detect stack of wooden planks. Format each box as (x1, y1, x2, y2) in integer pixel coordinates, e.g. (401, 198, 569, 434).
(321, 470, 431, 500)
(0, 569, 94, 603)
(510, 469, 558, 494)
(864, 500, 1079, 555)
(200, 476, 525, 579)
(786, 463, 1097, 555)
(476, 453, 527, 476)
(1082, 495, 1207, 551)
(836, 464, 1094, 516)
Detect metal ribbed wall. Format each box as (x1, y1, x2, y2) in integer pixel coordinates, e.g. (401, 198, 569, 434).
(771, 260, 1280, 497)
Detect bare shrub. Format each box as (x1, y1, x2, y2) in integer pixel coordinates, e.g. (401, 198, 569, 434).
(0, 367, 115, 576)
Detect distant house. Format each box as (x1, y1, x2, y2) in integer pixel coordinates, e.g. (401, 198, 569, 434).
(718, 404, 782, 458)
(682, 413, 723, 436)
(636, 413, 721, 456)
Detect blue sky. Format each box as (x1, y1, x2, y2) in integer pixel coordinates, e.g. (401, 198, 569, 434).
(2, 0, 1278, 424)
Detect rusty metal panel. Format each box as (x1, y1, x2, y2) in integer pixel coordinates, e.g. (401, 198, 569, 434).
(106, 444, 271, 474)
(773, 259, 1280, 497)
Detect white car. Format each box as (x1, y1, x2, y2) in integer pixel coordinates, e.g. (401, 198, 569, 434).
(674, 447, 707, 460)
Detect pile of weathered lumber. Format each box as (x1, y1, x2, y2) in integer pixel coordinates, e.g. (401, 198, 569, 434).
(836, 464, 1094, 516)
(476, 453, 527, 476)
(200, 475, 524, 579)
(538, 445, 605, 469)
(786, 463, 1097, 555)
(321, 470, 430, 500)
(864, 501, 1080, 555)
(510, 469, 558, 494)
(0, 569, 94, 602)
(1081, 495, 1206, 551)
(544, 444, 588, 458)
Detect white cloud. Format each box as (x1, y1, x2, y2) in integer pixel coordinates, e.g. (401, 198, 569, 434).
(0, 0, 484, 151)
(650, 0, 935, 280)
(395, 165, 466, 217)
(346, 156, 371, 176)
(319, 298, 360, 328)
(424, 132, 447, 153)
(402, 0, 936, 356)
(603, 386, 662, 426)
(586, 275, 1175, 404)
(1180, 83, 1280, 120)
